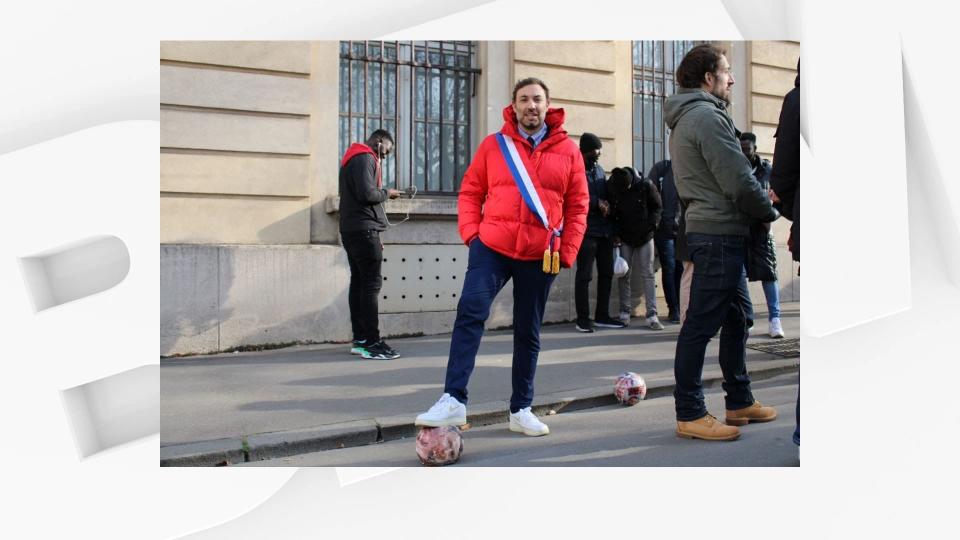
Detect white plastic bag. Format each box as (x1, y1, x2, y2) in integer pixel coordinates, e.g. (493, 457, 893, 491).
(613, 246, 629, 277)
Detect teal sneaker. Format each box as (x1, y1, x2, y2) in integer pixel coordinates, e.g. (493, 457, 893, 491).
(350, 339, 368, 355)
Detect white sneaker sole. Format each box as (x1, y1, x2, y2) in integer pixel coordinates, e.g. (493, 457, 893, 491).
(361, 351, 400, 359)
(415, 415, 467, 427)
(594, 322, 625, 329)
(509, 421, 550, 437)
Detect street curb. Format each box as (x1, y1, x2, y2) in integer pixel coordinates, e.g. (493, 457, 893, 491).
(246, 420, 379, 461)
(160, 359, 799, 466)
(160, 438, 246, 467)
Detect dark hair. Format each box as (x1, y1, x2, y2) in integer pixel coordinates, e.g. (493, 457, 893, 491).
(512, 77, 550, 101)
(676, 44, 727, 89)
(740, 132, 757, 144)
(367, 129, 394, 146)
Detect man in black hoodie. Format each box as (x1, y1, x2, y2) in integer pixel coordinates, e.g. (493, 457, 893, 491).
(338, 129, 401, 360)
(607, 166, 663, 330)
(574, 133, 623, 332)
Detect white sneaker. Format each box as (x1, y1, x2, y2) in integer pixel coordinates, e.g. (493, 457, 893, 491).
(618, 311, 631, 326)
(415, 393, 467, 427)
(646, 314, 664, 330)
(509, 407, 550, 436)
(769, 317, 785, 338)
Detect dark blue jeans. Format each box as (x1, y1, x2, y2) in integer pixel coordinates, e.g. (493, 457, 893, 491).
(444, 239, 556, 413)
(654, 236, 680, 313)
(674, 233, 756, 421)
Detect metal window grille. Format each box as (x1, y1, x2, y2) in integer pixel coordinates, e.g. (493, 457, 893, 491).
(339, 41, 480, 194)
(631, 41, 699, 177)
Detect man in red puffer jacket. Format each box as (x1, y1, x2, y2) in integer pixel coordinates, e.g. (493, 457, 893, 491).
(415, 77, 589, 437)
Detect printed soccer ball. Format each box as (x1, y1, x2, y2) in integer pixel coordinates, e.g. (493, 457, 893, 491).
(415, 425, 463, 466)
(614, 372, 647, 405)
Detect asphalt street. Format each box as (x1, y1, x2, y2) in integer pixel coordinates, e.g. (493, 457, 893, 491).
(242, 372, 800, 467)
(162, 304, 799, 447)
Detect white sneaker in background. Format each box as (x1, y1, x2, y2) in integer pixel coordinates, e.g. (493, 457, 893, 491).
(509, 407, 550, 436)
(646, 314, 664, 330)
(769, 317, 785, 339)
(415, 393, 467, 427)
(618, 311, 631, 326)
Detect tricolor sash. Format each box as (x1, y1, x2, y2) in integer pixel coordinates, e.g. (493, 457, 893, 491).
(494, 132, 562, 274)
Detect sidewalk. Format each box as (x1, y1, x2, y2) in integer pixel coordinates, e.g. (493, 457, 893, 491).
(161, 302, 800, 466)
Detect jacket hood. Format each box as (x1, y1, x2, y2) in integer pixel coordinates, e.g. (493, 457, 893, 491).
(664, 88, 727, 130)
(501, 105, 567, 141)
(608, 166, 644, 194)
(340, 142, 377, 168)
(622, 166, 644, 188)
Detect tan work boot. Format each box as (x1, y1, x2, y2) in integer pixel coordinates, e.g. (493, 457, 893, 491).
(725, 401, 778, 426)
(676, 413, 741, 441)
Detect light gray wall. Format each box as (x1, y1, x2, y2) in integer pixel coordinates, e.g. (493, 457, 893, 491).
(160, 244, 582, 356)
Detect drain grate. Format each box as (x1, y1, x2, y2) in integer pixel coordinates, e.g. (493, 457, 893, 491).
(746, 337, 800, 358)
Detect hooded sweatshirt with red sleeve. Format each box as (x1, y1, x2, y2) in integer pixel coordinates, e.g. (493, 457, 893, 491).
(338, 143, 389, 232)
(458, 105, 589, 268)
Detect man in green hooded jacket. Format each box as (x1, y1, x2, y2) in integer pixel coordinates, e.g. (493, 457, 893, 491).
(665, 44, 780, 441)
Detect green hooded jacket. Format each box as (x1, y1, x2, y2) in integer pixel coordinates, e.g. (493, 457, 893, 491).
(664, 88, 778, 237)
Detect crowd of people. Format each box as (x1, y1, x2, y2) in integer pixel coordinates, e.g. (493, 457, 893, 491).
(338, 44, 799, 444)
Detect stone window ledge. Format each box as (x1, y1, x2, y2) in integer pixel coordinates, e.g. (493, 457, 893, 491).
(325, 195, 458, 217)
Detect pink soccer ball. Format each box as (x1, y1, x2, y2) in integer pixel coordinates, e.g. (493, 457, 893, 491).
(614, 372, 647, 405)
(415, 426, 463, 466)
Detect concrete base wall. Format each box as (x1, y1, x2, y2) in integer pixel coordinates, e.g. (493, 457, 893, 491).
(161, 244, 355, 355)
(161, 243, 578, 356)
(161, 240, 799, 356)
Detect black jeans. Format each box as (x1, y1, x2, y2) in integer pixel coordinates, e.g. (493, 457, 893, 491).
(673, 233, 756, 421)
(574, 236, 614, 321)
(341, 229, 383, 344)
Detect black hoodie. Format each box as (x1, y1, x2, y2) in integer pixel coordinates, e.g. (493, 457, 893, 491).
(606, 167, 663, 247)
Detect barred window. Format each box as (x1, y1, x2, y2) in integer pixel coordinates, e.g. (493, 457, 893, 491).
(631, 41, 698, 177)
(339, 41, 480, 194)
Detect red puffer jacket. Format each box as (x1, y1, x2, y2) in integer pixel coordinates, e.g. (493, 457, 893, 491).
(458, 106, 589, 268)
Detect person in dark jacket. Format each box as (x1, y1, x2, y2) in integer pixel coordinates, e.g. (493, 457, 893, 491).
(740, 132, 785, 338)
(649, 159, 683, 323)
(665, 44, 780, 441)
(338, 129, 401, 360)
(607, 166, 664, 330)
(771, 63, 800, 264)
(769, 59, 800, 448)
(574, 133, 623, 332)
